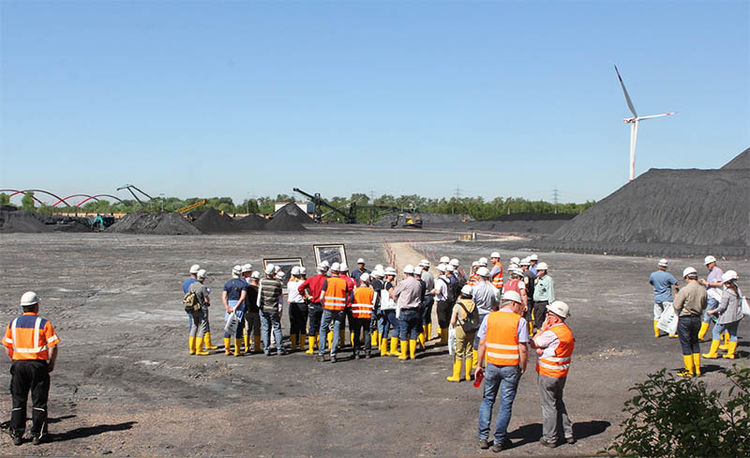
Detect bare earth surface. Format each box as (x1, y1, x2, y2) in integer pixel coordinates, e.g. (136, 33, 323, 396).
(0, 227, 747, 456)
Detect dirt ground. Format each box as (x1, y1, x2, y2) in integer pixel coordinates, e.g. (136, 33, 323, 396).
(0, 226, 748, 456)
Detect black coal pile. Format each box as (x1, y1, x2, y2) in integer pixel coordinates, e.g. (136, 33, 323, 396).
(721, 147, 749, 169)
(265, 211, 308, 231)
(272, 202, 314, 224)
(0, 209, 51, 233)
(549, 149, 749, 256)
(107, 212, 203, 235)
(193, 208, 236, 233)
(233, 214, 267, 231)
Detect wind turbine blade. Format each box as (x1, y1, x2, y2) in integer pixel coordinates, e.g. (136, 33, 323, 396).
(614, 65, 638, 118)
(638, 111, 677, 120)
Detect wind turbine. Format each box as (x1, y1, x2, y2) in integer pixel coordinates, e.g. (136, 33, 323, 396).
(614, 65, 676, 182)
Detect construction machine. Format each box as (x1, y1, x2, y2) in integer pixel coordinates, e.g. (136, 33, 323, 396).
(116, 184, 155, 207)
(177, 200, 206, 221)
(292, 188, 422, 227)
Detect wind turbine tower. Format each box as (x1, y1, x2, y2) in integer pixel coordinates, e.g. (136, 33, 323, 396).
(614, 65, 676, 182)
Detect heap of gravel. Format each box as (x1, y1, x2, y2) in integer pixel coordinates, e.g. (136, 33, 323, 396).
(721, 147, 749, 169)
(193, 208, 236, 233)
(549, 165, 749, 255)
(0, 209, 52, 233)
(233, 214, 267, 231)
(107, 212, 203, 235)
(265, 212, 308, 231)
(272, 202, 314, 224)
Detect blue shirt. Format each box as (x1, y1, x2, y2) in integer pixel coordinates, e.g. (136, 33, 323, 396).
(351, 268, 370, 286)
(649, 270, 677, 302)
(477, 308, 530, 343)
(223, 278, 247, 301)
(183, 277, 196, 294)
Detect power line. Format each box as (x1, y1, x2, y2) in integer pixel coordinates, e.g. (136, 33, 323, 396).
(553, 188, 560, 214)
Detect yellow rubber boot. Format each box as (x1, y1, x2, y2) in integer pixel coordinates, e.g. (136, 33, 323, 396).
(194, 337, 209, 355)
(224, 337, 232, 355)
(446, 360, 461, 382)
(371, 330, 379, 347)
(668, 333, 678, 338)
(254, 336, 262, 353)
(298, 333, 305, 351)
(327, 332, 333, 350)
(350, 331, 355, 347)
(189, 337, 196, 355)
(653, 321, 660, 338)
(703, 340, 721, 358)
(380, 338, 390, 356)
(204, 332, 219, 350)
(427, 323, 432, 341)
(697, 322, 709, 340)
(472, 349, 478, 369)
(722, 341, 737, 359)
(677, 355, 694, 377)
(440, 329, 448, 345)
(417, 332, 425, 350)
(719, 332, 730, 350)
(290, 334, 298, 351)
(409, 339, 417, 360)
(465, 357, 474, 381)
(305, 336, 315, 354)
(390, 337, 399, 356)
(243, 333, 250, 352)
(692, 354, 701, 376)
(234, 338, 242, 356)
(398, 340, 408, 360)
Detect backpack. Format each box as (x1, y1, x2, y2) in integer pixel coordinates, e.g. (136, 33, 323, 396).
(441, 277, 457, 304)
(183, 287, 201, 313)
(458, 300, 480, 333)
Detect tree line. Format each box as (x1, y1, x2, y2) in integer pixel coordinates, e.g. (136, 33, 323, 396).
(0, 192, 595, 222)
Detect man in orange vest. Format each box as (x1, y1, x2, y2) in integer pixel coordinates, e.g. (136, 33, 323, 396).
(531, 300, 575, 448)
(3, 292, 60, 445)
(317, 262, 351, 363)
(351, 273, 375, 359)
(489, 251, 504, 290)
(475, 290, 529, 453)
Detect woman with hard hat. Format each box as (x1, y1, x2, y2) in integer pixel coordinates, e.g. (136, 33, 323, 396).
(446, 285, 479, 382)
(703, 270, 743, 360)
(379, 267, 399, 356)
(287, 266, 308, 352)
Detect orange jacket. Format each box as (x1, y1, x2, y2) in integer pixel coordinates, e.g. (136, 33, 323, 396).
(3, 312, 60, 361)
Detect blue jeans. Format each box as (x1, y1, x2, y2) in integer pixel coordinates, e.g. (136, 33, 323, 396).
(399, 309, 420, 341)
(712, 320, 740, 342)
(703, 297, 719, 323)
(318, 309, 345, 356)
(377, 311, 390, 340)
(260, 310, 283, 355)
(386, 310, 400, 339)
(478, 363, 521, 443)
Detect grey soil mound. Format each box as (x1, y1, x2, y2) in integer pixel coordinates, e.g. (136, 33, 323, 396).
(193, 208, 236, 233)
(272, 202, 314, 224)
(107, 212, 203, 235)
(721, 147, 750, 170)
(265, 212, 308, 231)
(0, 209, 52, 233)
(234, 213, 267, 231)
(373, 212, 473, 227)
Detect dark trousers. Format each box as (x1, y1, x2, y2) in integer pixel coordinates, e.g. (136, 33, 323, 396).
(422, 295, 434, 328)
(678, 315, 701, 355)
(436, 300, 451, 329)
(10, 360, 50, 438)
(352, 317, 372, 355)
(307, 303, 323, 337)
(289, 302, 308, 336)
(533, 300, 549, 330)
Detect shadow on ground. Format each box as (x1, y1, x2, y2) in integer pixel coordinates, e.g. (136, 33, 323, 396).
(508, 420, 611, 447)
(50, 421, 137, 442)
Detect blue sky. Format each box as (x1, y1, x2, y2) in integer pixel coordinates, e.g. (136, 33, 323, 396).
(1, 1, 748, 205)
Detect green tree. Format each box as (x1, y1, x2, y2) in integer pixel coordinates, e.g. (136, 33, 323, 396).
(0, 193, 9, 206)
(21, 192, 35, 212)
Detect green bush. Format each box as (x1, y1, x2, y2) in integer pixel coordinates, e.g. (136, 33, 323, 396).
(609, 365, 750, 457)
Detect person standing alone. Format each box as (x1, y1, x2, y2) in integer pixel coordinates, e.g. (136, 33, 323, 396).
(649, 259, 678, 338)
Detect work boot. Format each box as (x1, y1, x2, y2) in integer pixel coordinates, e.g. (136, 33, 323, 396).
(290, 334, 298, 352)
(677, 355, 694, 377)
(472, 349, 478, 370)
(668, 333, 678, 338)
(224, 337, 232, 355)
(350, 331, 355, 347)
(194, 337, 209, 355)
(719, 332, 730, 350)
(446, 360, 462, 382)
(327, 333, 333, 351)
(440, 328, 448, 345)
(723, 341, 737, 359)
(243, 333, 250, 352)
(8, 430, 22, 446)
(204, 332, 219, 350)
(417, 332, 426, 350)
(390, 337, 399, 357)
(409, 339, 417, 360)
(653, 321, 660, 338)
(465, 357, 474, 381)
(371, 330, 379, 347)
(692, 353, 701, 376)
(298, 333, 305, 351)
(398, 340, 408, 360)
(703, 340, 721, 359)
(254, 335, 262, 353)
(234, 338, 242, 356)
(189, 336, 196, 355)
(339, 332, 345, 349)
(426, 323, 432, 341)
(698, 322, 709, 340)
(305, 336, 316, 354)
(380, 338, 390, 356)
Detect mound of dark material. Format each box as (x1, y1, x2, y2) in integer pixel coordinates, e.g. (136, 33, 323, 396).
(265, 212, 307, 231)
(721, 147, 749, 170)
(193, 208, 236, 233)
(551, 167, 749, 253)
(107, 212, 202, 235)
(272, 203, 314, 224)
(483, 213, 577, 222)
(234, 213, 267, 231)
(0, 210, 51, 233)
(454, 219, 571, 234)
(373, 212, 474, 227)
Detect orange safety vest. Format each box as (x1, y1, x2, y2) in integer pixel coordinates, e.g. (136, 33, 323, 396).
(484, 310, 521, 367)
(491, 262, 504, 289)
(3, 312, 60, 361)
(467, 273, 479, 287)
(536, 324, 574, 378)
(324, 277, 349, 311)
(352, 286, 375, 319)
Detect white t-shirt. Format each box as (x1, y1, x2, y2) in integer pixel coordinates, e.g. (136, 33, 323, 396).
(286, 280, 305, 304)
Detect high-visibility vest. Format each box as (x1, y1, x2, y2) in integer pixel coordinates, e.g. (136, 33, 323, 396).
(352, 286, 375, 319)
(484, 310, 521, 367)
(3, 313, 60, 361)
(491, 263, 504, 289)
(324, 277, 348, 311)
(504, 278, 522, 295)
(537, 324, 574, 378)
(467, 273, 479, 287)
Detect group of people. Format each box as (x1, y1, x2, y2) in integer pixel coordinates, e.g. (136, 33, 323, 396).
(649, 255, 745, 378)
(181, 251, 576, 450)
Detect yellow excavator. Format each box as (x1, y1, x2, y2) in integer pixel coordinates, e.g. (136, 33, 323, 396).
(177, 200, 206, 221)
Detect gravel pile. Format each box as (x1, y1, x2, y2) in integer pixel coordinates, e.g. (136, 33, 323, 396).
(272, 203, 314, 224)
(0, 209, 51, 233)
(107, 212, 202, 235)
(265, 212, 308, 231)
(233, 214, 267, 231)
(721, 147, 749, 169)
(193, 208, 236, 233)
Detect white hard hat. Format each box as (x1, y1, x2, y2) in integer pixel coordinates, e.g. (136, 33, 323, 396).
(450, 258, 460, 267)
(501, 290, 522, 304)
(189, 264, 201, 274)
(330, 262, 341, 272)
(512, 267, 523, 277)
(704, 255, 717, 265)
(423, 260, 431, 268)
(547, 300, 570, 318)
(479, 257, 488, 264)
(460, 285, 473, 296)
(519, 258, 530, 266)
(265, 264, 276, 275)
(371, 269, 384, 278)
(439, 256, 450, 263)
(446, 264, 455, 272)
(299, 266, 306, 275)
(490, 252, 501, 259)
(403, 264, 415, 274)
(436, 263, 447, 272)
(20, 291, 40, 307)
(721, 270, 738, 282)
(682, 266, 697, 278)
(508, 264, 518, 271)
(232, 265, 242, 276)
(385, 267, 397, 276)
(657, 259, 669, 268)
(317, 263, 329, 272)
(197, 269, 208, 280)
(418, 259, 428, 267)
(339, 263, 348, 271)
(360, 273, 370, 283)
(274, 265, 282, 272)
(536, 262, 549, 271)
(241, 263, 252, 273)
(276, 271, 286, 279)
(510, 256, 520, 265)
(471, 261, 479, 267)
(374, 264, 384, 271)
(529, 254, 538, 261)
(291, 266, 301, 276)
(321, 260, 330, 268)
(250, 271, 261, 279)
(357, 258, 365, 264)
(476, 266, 490, 278)
(477, 260, 488, 267)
